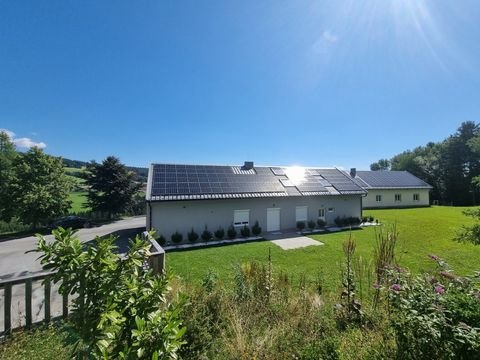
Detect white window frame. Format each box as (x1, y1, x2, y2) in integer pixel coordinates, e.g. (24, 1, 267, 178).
(413, 193, 420, 201)
(296, 206, 308, 222)
(376, 195, 382, 202)
(395, 194, 402, 202)
(318, 208, 326, 219)
(233, 209, 250, 227)
(327, 207, 335, 213)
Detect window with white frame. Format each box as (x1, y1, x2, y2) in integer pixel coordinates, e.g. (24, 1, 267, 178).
(376, 195, 382, 202)
(233, 209, 250, 226)
(413, 193, 420, 201)
(327, 207, 335, 212)
(395, 194, 402, 202)
(318, 208, 325, 218)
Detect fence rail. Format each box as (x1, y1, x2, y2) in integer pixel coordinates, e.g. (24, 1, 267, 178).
(0, 235, 165, 337)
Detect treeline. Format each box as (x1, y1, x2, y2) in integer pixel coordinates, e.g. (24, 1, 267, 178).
(63, 158, 148, 183)
(371, 121, 480, 206)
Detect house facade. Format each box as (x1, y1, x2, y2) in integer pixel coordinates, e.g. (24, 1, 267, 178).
(350, 170, 432, 209)
(146, 162, 366, 239)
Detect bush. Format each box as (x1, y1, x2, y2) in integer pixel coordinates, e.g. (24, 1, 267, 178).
(36, 228, 186, 359)
(157, 234, 166, 246)
(317, 219, 326, 228)
(240, 225, 250, 238)
(307, 220, 316, 231)
(334, 217, 344, 227)
(201, 226, 213, 242)
(368, 216, 374, 222)
(171, 231, 183, 243)
(227, 225, 237, 240)
(296, 221, 306, 231)
(252, 220, 262, 236)
(214, 227, 225, 240)
(188, 228, 199, 243)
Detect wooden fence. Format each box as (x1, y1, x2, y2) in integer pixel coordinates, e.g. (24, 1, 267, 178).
(0, 235, 165, 337)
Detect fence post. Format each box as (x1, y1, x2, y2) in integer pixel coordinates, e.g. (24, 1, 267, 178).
(44, 276, 51, 323)
(4, 283, 12, 335)
(25, 278, 33, 329)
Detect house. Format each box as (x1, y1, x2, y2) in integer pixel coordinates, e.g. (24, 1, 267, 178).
(349, 169, 432, 209)
(146, 162, 366, 239)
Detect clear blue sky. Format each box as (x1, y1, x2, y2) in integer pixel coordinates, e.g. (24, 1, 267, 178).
(1, 1, 479, 169)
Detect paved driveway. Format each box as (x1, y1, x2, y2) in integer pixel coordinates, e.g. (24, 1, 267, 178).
(0, 216, 146, 279)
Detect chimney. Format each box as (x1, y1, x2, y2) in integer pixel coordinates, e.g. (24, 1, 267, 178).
(242, 161, 254, 170)
(350, 168, 356, 178)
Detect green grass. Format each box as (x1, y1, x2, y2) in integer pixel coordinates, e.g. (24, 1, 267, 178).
(68, 191, 89, 213)
(167, 206, 480, 292)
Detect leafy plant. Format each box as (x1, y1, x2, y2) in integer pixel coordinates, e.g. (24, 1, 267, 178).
(296, 221, 306, 231)
(240, 225, 250, 238)
(455, 208, 480, 245)
(251, 221, 262, 236)
(201, 226, 213, 242)
(317, 219, 326, 228)
(36, 228, 186, 359)
(227, 225, 237, 240)
(171, 231, 183, 243)
(214, 227, 225, 240)
(188, 228, 199, 243)
(307, 220, 316, 231)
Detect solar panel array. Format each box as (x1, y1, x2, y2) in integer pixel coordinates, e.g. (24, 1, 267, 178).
(151, 164, 285, 196)
(317, 169, 363, 192)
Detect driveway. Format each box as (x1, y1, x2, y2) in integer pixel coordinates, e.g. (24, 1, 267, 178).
(0, 216, 146, 279)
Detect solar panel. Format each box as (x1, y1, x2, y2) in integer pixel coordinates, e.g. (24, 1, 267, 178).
(271, 167, 286, 176)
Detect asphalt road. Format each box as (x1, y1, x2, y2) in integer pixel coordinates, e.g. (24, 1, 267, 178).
(0, 216, 146, 280)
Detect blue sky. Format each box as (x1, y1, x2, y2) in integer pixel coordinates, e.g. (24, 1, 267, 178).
(1, 1, 480, 169)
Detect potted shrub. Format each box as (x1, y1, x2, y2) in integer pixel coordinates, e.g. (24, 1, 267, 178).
(307, 220, 316, 232)
(201, 226, 213, 242)
(296, 221, 306, 232)
(227, 225, 237, 240)
(171, 231, 183, 244)
(240, 225, 250, 238)
(187, 228, 199, 243)
(214, 227, 225, 240)
(317, 219, 326, 228)
(252, 220, 262, 236)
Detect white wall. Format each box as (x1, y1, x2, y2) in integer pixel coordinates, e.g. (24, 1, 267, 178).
(148, 195, 362, 239)
(362, 188, 430, 208)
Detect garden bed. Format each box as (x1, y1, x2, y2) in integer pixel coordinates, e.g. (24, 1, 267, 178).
(163, 236, 264, 251)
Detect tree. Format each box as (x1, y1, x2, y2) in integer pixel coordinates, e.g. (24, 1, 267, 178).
(85, 156, 141, 216)
(370, 159, 391, 171)
(10, 147, 72, 228)
(0, 131, 17, 221)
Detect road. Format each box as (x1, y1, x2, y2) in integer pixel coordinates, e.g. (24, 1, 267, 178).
(0, 216, 146, 279)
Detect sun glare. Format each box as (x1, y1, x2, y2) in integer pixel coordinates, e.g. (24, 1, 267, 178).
(285, 166, 306, 185)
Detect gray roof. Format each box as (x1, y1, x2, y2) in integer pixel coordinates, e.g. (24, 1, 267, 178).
(355, 171, 432, 189)
(147, 163, 366, 201)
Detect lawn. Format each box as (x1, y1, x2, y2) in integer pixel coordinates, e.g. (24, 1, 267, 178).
(167, 206, 480, 293)
(68, 191, 88, 213)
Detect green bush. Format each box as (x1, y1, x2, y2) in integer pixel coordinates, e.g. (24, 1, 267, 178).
(36, 228, 186, 359)
(214, 227, 225, 240)
(307, 220, 316, 231)
(188, 228, 199, 243)
(317, 219, 326, 228)
(157, 234, 166, 246)
(252, 220, 262, 236)
(240, 225, 250, 238)
(334, 217, 344, 227)
(201, 226, 213, 242)
(227, 225, 237, 240)
(296, 221, 306, 231)
(171, 231, 183, 243)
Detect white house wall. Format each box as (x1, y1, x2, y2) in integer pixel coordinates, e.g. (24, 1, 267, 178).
(148, 195, 362, 238)
(362, 189, 430, 208)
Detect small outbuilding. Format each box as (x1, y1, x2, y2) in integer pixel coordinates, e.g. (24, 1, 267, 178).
(146, 162, 366, 240)
(350, 170, 432, 209)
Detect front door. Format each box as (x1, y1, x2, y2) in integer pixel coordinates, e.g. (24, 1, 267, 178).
(267, 208, 281, 232)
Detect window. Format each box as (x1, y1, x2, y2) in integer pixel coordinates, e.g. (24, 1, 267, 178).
(376, 195, 382, 202)
(327, 207, 335, 213)
(395, 194, 402, 202)
(296, 206, 308, 222)
(233, 209, 250, 226)
(318, 208, 325, 218)
(413, 193, 420, 201)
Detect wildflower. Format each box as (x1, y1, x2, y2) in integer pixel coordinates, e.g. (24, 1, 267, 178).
(429, 254, 440, 261)
(391, 284, 402, 292)
(434, 285, 445, 295)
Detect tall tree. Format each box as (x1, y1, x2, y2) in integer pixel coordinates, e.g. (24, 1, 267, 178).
(370, 159, 391, 171)
(10, 147, 72, 228)
(0, 131, 17, 221)
(85, 156, 141, 216)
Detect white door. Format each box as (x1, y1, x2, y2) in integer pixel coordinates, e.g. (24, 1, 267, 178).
(295, 206, 308, 222)
(267, 208, 281, 232)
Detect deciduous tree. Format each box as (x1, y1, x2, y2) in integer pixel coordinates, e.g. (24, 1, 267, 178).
(0, 131, 17, 221)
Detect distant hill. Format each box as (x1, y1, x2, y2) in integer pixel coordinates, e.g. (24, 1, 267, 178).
(62, 158, 148, 183)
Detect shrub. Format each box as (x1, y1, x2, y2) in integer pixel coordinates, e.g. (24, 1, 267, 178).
(317, 219, 326, 228)
(171, 231, 183, 243)
(240, 225, 250, 238)
(252, 220, 262, 236)
(36, 228, 186, 359)
(362, 216, 368, 223)
(157, 234, 166, 246)
(227, 225, 237, 240)
(334, 217, 344, 227)
(201, 226, 213, 242)
(368, 216, 374, 222)
(188, 228, 199, 243)
(296, 221, 306, 231)
(214, 227, 225, 240)
(307, 220, 316, 231)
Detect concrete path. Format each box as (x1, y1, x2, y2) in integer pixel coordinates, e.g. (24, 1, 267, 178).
(267, 233, 324, 250)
